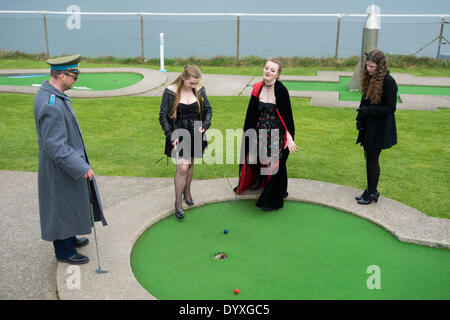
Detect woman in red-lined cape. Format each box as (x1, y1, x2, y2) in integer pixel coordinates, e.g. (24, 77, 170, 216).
(234, 58, 297, 211)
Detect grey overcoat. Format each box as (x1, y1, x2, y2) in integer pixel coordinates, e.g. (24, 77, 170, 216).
(33, 81, 107, 242)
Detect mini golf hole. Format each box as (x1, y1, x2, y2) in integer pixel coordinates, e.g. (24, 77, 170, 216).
(214, 252, 228, 260)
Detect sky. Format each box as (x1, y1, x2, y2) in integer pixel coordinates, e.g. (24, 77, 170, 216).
(0, 0, 449, 14)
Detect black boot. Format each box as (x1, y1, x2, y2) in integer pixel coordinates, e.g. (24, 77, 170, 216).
(355, 189, 368, 201)
(357, 191, 380, 205)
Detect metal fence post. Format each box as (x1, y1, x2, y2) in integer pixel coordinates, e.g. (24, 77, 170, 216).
(42, 13, 49, 58)
(335, 15, 341, 58)
(436, 17, 445, 59)
(236, 15, 240, 61)
(140, 14, 144, 59)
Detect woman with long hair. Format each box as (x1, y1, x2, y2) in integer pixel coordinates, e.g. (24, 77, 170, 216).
(355, 49, 398, 204)
(159, 65, 212, 219)
(235, 58, 297, 211)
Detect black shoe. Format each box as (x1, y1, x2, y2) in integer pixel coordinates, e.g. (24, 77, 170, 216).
(183, 192, 194, 206)
(73, 237, 89, 248)
(357, 191, 380, 205)
(57, 253, 89, 265)
(251, 175, 261, 190)
(175, 205, 185, 219)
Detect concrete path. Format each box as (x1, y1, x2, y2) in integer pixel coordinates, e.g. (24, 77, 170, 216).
(0, 68, 449, 110)
(0, 170, 448, 300)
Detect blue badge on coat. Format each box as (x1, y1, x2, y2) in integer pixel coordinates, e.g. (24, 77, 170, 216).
(49, 94, 56, 106)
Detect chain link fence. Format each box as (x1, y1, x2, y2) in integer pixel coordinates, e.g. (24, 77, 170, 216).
(0, 12, 448, 60)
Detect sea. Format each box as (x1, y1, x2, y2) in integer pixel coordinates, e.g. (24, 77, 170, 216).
(0, 0, 449, 59)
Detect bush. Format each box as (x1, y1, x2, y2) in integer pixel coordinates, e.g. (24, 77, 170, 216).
(0, 50, 448, 69)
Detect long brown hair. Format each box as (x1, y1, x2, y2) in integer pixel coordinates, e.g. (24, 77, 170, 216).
(169, 65, 202, 119)
(360, 50, 387, 105)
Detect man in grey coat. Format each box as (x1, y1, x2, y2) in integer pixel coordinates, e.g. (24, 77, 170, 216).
(33, 54, 107, 265)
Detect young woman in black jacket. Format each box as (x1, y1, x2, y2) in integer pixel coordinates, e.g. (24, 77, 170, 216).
(159, 65, 212, 218)
(355, 50, 398, 204)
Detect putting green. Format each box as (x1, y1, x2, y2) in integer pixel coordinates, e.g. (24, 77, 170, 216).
(283, 76, 450, 101)
(130, 200, 450, 300)
(0, 73, 143, 91)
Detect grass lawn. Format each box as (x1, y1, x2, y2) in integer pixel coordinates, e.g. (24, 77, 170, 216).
(0, 93, 448, 219)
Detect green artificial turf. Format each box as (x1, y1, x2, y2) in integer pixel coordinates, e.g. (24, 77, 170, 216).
(0, 73, 143, 91)
(283, 76, 450, 101)
(130, 200, 450, 300)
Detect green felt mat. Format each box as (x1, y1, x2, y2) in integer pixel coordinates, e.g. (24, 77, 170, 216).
(0, 73, 143, 91)
(284, 76, 450, 101)
(131, 200, 450, 300)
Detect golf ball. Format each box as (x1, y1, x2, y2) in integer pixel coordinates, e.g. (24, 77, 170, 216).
(224, 229, 228, 234)
(234, 288, 239, 294)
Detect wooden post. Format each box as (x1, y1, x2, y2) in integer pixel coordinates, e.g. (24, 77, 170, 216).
(436, 17, 445, 60)
(140, 14, 145, 60)
(43, 13, 49, 58)
(335, 16, 341, 59)
(236, 15, 240, 61)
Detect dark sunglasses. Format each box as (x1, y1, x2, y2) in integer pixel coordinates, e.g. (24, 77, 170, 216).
(64, 72, 78, 80)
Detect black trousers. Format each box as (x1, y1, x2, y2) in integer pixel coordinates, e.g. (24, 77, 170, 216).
(364, 148, 382, 194)
(53, 236, 78, 259)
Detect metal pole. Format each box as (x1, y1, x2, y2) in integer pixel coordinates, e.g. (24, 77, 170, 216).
(236, 15, 240, 61)
(43, 13, 49, 58)
(159, 33, 167, 72)
(140, 14, 144, 60)
(436, 17, 445, 60)
(335, 15, 341, 58)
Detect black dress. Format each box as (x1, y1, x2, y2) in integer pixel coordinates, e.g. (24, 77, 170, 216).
(256, 101, 285, 160)
(167, 101, 207, 159)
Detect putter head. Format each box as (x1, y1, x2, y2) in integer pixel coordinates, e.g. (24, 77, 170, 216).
(96, 268, 108, 274)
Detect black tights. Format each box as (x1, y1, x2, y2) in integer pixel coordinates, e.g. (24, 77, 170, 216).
(174, 160, 194, 208)
(364, 148, 382, 194)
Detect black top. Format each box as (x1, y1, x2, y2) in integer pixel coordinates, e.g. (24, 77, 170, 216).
(175, 101, 201, 131)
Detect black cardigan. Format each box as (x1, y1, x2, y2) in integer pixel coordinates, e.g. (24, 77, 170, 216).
(356, 71, 398, 151)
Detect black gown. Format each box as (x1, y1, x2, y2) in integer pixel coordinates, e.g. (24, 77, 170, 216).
(235, 80, 295, 210)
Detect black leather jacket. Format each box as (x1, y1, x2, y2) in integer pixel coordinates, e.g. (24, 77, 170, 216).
(159, 84, 212, 154)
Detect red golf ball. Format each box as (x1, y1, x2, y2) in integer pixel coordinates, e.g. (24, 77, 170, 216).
(234, 288, 239, 294)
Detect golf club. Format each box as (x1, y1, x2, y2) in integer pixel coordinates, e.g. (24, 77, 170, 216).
(87, 181, 108, 274)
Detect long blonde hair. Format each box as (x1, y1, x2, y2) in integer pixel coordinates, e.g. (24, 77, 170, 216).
(360, 50, 387, 105)
(266, 57, 282, 79)
(169, 65, 202, 119)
